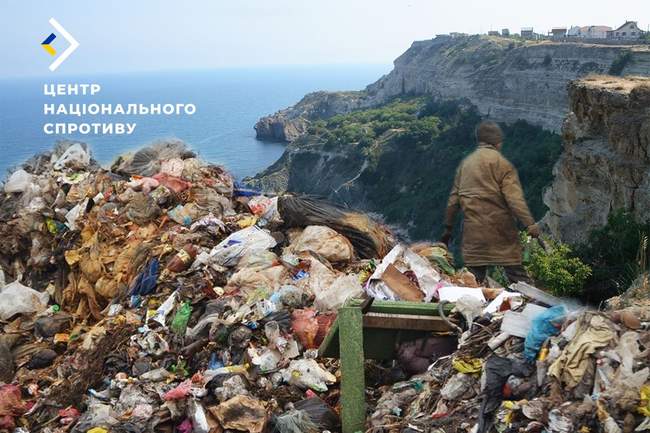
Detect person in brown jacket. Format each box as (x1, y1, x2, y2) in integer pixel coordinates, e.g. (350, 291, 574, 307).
(441, 121, 540, 284)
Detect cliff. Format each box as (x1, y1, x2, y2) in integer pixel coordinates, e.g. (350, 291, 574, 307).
(254, 91, 370, 142)
(255, 36, 650, 140)
(247, 98, 562, 241)
(542, 75, 650, 244)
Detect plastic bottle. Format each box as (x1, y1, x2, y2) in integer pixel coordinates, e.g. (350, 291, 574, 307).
(167, 244, 198, 273)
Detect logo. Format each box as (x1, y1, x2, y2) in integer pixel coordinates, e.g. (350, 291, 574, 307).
(41, 18, 80, 72)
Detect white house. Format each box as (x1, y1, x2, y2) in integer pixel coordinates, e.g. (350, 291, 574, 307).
(579, 25, 612, 39)
(607, 21, 645, 39)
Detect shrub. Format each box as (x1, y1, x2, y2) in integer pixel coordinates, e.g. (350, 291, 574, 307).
(523, 236, 592, 298)
(576, 210, 650, 301)
(609, 52, 633, 76)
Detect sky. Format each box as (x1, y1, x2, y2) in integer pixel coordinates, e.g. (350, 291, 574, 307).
(1, 0, 649, 78)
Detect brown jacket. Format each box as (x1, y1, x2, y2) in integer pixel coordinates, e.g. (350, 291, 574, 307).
(445, 145, 535, 266)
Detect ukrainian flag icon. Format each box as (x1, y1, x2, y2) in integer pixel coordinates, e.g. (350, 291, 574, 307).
(41, 33, 57, 56)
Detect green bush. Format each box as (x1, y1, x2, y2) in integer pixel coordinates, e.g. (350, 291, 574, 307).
(576, 210, 650, 301)
(523, 236, 592, 297)
(609, 52, 633, 76)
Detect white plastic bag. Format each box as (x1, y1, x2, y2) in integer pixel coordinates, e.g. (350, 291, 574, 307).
(281, 359, 336, 392)
(248, 196, 280, 222)
(5, 170, 33, 194)
(0, 281, 50, 320)
(314, 273, 364, 312)
(289, 225, 354, 263)
(208, 226, 277, 268)
(53, 143, 91, 170)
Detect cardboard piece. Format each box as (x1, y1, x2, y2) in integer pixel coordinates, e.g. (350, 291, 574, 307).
(381, 263, 423, 302)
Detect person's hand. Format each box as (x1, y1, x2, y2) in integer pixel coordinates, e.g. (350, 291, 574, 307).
(440, 227, 452, 246)
(527, 223, 541, 238)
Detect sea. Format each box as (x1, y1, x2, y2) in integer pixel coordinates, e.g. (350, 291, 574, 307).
(0, 65, 389, 179)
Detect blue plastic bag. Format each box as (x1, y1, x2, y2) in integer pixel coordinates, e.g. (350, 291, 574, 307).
(523, 305, 566, 361)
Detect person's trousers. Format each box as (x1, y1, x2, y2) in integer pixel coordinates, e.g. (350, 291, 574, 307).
(468, 265, 532, 285)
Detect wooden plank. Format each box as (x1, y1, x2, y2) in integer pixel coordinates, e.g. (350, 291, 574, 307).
(363, 313, 454, 332)
(347, 298, 455, 316)
(339, 306, 365, 433)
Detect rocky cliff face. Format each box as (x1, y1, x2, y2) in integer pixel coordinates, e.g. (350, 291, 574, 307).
(255, 36, 650, 141)
(254, 91, 370, 142)
(542, 76, 650, 244)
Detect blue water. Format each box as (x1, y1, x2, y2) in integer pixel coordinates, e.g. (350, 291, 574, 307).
(0, 65, 389, 179)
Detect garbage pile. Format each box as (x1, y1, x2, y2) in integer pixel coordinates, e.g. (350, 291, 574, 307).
(367, 282, 650, 433)
(0, 139, 396, 433)
(1, 140, 648, 433)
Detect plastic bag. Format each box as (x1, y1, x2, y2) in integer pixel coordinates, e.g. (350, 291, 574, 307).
(153, 173, 191, 194)
(207, 226, 277, 268)
(293, 397, 340, 432)
(4, 169, 33, 194)
(0, 281, 49, 320)
(160, 158, 185, 177)
(289, 225, 354, 263)
(291, 309, 319, 349)
(163, 379, 192, 400)
(189, 399, 210, 433)
(126, 177, 159, 194)
(53, 143, 91, 170)
(281, 359, 336, 392)
(248, 195, 280, 222)
(111, 139, 193, 177)
(170, 302, 192, 336)
(314, 273, 364, 312)
(167, 203, 200, 226)
(524, 305, 566, 361)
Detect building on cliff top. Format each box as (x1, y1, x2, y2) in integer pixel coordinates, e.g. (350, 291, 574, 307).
(521, 27, 534, 39)
(607, 21, 645, 39)
(550, 28, 568, 38)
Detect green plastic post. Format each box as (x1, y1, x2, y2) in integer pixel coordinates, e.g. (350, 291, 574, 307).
(339, 306, 365, 433)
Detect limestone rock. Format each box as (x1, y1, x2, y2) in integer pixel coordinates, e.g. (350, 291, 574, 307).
(542, 76, 650, 244)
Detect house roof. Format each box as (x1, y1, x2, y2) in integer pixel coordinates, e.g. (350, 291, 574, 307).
(579, 25, 612, 32)
(613, 21, 638, 32)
